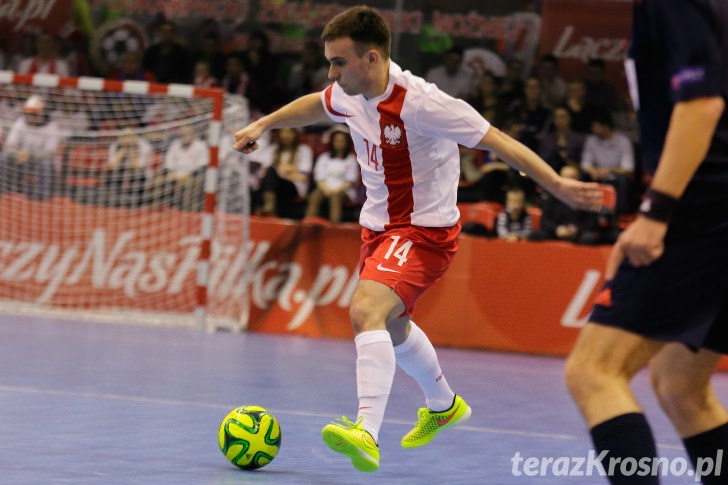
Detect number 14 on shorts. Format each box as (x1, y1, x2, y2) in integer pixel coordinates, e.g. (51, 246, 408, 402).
(383, 236, 413, 267)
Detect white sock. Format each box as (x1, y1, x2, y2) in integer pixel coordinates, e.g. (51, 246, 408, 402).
(394, 321, 455, 412)
(355, 330, 395, 443)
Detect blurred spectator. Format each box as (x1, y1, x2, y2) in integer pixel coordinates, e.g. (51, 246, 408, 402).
(108, 51, 155, 82)
(537, 53, 566, 109)
(221, 54, 249, 97)
(583, 58, 619, 115)
(193, 60, 218, 88)
(581, 111, 634, 213)
(17, 33, 70, 76)
(539, 106, 584, 172)
(104, 127, 153, 208)
(153, 124, 208, 211)
(496, 187, 532, 241)
(305, 127, 358, 223)
(468, 72, 507, 124)
(143, 21, 191, 83)
(507, 76, 551, 151)
(242, 30, 280, 114)
(8, 33, 36, 72)
(529, 165, 618, 245)
(194, 33, 226, 81)
(0, 96, 64, 200)
(287, 40, 329, 100)
(564, 80, 598, 134)
(458, 148, 509, 204)
(50, 91, 90, 136)
(251, 127, 313, 217)
(0, 85, 23, 127)
(498, 58, 525, 108)
(425, 46, 475, 100)
(0, 38, 6, 70)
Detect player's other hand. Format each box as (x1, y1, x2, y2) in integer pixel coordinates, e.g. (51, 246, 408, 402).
(554, 177, 603, 212)
(234, 122, 266, 154)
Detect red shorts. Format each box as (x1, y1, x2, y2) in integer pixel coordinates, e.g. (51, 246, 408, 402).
(358, 224, 460, 315)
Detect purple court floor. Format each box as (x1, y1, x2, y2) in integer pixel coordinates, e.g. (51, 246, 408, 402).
(0, 314, 724, 484)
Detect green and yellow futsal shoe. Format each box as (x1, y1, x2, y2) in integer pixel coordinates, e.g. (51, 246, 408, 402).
(401, 394, 472, 448)
(321, 417, 380, 472)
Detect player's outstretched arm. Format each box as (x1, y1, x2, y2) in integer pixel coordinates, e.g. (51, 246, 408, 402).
(234, 93, 328, 153)
(475, 125, 603, 212)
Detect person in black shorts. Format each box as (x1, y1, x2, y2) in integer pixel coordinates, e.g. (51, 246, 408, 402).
(565, 1, 728, 484)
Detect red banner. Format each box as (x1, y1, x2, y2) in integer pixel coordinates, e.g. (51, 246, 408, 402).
(3, 196, 726, 369)
(0, 0, 75, 47)
(539, 0, 632, 94)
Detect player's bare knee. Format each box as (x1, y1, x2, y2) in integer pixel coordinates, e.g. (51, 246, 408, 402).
(564, 353, 621, 402)
(650, 367, 708, 415)
(349, 301, 385, 335)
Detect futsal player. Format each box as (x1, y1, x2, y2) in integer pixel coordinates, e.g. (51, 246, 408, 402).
(565, 1, 728, 483)
(235, 6, 602, 473)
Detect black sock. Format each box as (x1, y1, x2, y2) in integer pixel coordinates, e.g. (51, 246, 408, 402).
(682, 422, 728, 485)
(590, 413, 659, 484)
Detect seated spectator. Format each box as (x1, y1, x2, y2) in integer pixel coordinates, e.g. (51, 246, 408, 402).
(506, 76, 551, 152)
(17, 33, 70, 76)
(104, 127, 154, 208)
(529, 165, 618, 245)
(221, 54, 249, 97)
(305, 126, 358, 223)
(496, 187, 532, 241)
(498, 58, 525, 108)
(539, 106, 584, 172)
(251, 127, 313, 218)
(468, 72, 507, 124)
(583, 58, 619, 115)
(0, 95, 64, 200)
(142, 21, 191, 84)
(425, 46, 475, 100)
(581, 111, 634, 213)
(458, 148, 509, 204)
(49, 90, 91, 136)
(287, 40, 329, 100)
(537, 53, 566, 109)
(108, 51, 155, 82)
(194, 33, 226, 81)
(152, 124, 208, 211)
(564, 80, 598, 134)
(193, 60, 218, 87)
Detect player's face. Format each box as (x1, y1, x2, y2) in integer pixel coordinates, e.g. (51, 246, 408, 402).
(324, 37, 373, 96)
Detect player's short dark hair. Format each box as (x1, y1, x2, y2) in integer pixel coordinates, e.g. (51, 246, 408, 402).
(322, 6, 391, 59)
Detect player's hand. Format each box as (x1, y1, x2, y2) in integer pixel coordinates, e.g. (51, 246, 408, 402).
(553, 177, 603, 212)
(234, 122, 266, 154)
(612, 215, 668, 271)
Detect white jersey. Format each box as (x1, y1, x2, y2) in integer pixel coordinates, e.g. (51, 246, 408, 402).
(320, 61, 489, 231)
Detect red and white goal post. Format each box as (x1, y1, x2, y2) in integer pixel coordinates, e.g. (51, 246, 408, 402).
(0, 71, 252, 330)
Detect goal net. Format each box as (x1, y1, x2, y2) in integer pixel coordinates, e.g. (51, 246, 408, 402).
(0, 72, 252, 329)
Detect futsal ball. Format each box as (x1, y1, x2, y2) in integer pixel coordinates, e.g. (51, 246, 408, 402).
(218, 405, 281, 470)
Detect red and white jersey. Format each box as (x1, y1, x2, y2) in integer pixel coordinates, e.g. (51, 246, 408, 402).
(320, 61, 490, 231)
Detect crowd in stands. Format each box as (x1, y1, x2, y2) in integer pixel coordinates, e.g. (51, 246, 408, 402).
(0, 22, 643, 242)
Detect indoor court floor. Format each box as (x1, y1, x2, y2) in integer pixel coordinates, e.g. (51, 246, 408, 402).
(0, 314, 723, 484)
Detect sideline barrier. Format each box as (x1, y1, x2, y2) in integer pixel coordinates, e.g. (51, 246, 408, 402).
(2, 197, 726, 369)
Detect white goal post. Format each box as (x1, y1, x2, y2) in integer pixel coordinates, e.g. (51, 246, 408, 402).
(0, 71, 252, 329)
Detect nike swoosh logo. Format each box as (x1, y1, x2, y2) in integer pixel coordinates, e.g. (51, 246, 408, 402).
(376, 263, 400, 273)
(437, 404, 460, 426)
